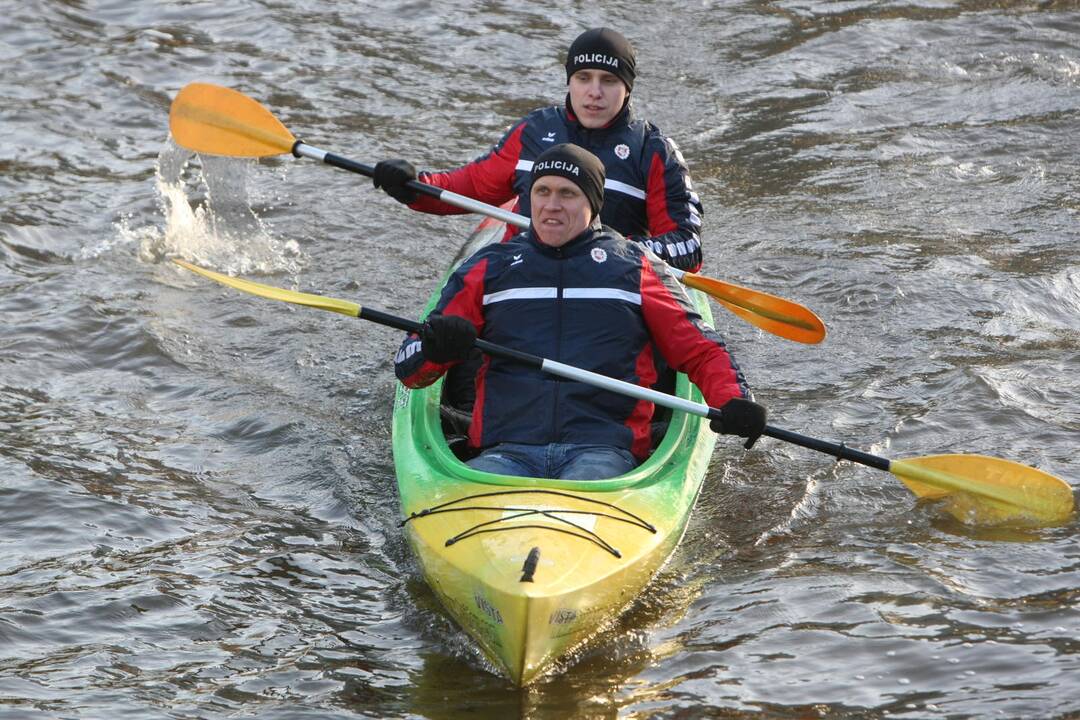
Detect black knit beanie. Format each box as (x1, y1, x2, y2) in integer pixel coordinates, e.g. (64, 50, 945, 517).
(564, 28, 636, 92)
(531, 143, 606, 218)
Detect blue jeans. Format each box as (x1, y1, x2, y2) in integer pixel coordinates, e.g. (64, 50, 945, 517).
(467, 442, 637, 480)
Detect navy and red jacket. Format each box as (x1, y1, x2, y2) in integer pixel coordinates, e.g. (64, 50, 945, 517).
(394, 225, 748, 460)
(407, 99, 705, 272)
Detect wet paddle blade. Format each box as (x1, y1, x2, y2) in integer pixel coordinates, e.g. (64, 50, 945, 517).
(169, 82, 295, 157)
(682, 273, 826, 344)
(892, 454, 1074, 525)
(172, 259, 361, 317)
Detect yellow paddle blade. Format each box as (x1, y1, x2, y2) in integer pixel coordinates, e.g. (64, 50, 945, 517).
(169, 82, 296, 157)
(680, 273, 826, 344)
(172, 259, 361, 317)
(892, 454, 1074, 526)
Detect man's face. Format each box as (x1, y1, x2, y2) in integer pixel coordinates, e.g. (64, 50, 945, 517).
(568, 68, 628, 128)
(530, 175, 593, 248)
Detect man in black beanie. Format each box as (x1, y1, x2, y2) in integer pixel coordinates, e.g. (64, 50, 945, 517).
(562, 27, 637, 125)
(372, 27, 704, 273)
(565, 27, 636, 90)
(529, 143, 606, 247)
(393, 144, 766, 480)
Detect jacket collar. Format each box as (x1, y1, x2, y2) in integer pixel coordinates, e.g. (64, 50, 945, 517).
(563, 94, 634, 133)
(527, 221, 605, 257)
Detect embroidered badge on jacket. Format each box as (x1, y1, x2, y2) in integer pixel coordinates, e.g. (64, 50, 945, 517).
(614, 143, 630, 160)
(591, 247, 608, 263)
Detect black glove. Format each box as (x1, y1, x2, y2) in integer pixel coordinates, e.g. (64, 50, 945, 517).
(420, 315, 477, 364)
(372, 159, 418, 204)
(638, 237, 702, 272)
(710, 398, 767, 449)
(665, 241, 703, 272)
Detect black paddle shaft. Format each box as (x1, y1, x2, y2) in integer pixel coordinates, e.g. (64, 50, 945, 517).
(764, 425, 891, 471)
(361, 306, 887, 471)
(292, 142, 444, 202)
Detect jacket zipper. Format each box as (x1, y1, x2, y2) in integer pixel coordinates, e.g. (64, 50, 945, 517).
(552, 249, 564, 442)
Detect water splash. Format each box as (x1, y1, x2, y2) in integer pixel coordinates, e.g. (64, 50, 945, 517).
(135, 140, 304, 275)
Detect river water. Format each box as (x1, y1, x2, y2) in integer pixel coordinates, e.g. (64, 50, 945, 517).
(2, 1, 1079, 718)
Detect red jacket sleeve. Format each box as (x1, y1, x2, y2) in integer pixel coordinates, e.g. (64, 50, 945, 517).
(395, 258, 489, 388)
(631, 133, 704, 272)
(407, 121, 527, 215)
(638, 254, 749, 408)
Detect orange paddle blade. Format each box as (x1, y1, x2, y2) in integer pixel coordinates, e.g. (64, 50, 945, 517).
(680, 273, 826, 344)
(169, 82, 295, 157)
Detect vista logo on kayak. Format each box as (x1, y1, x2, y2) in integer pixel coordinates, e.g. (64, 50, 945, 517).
(549, 608, 577, 625)
(573, 53, 618, 69)
(474, 593, 504, 625)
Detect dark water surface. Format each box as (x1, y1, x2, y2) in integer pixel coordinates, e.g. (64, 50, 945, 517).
(3, 1, 1079, 717)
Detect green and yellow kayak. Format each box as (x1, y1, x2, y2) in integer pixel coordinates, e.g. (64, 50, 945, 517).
(392, 213, 717, 685)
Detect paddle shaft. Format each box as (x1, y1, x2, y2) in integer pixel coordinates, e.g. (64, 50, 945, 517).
(765, 425, 890, 471)
(361, 306, 720, 420)
(291, 143, 806, 309)
(361, 303, 891, 470)
(292, 142, 528, 228)
(294, 143, 750, 296)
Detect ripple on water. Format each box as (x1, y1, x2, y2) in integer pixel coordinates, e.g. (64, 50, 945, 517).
(2, 1, 1079, 717)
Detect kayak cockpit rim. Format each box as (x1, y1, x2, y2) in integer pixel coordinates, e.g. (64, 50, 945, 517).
(396, 368, 709, 493)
